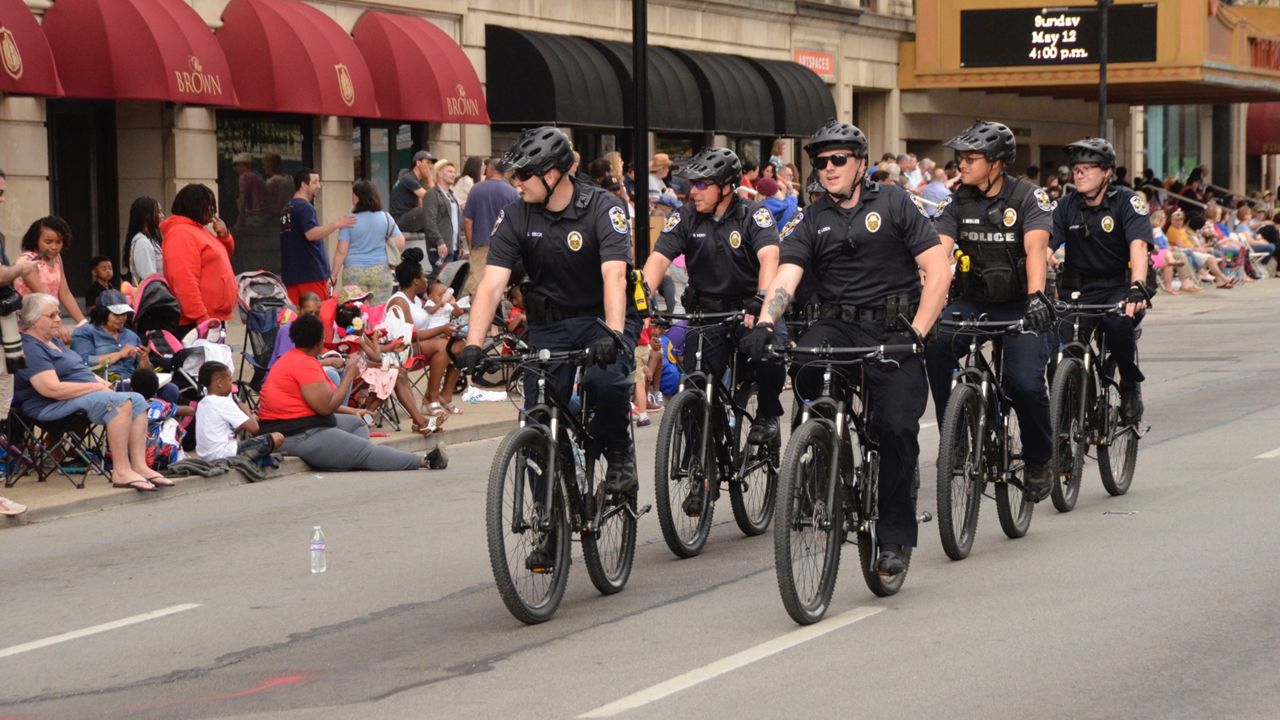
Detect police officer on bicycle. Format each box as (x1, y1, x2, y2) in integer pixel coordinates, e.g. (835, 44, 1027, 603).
(1053, 137, 1152, 424)
(457, 128, 641, 569)
(926, 120, 1056, 502)
(743, 120, 951, 575)
(642, 146, 786, 515)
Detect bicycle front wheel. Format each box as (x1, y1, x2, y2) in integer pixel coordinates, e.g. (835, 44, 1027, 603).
(654, 391, 716, 558)
(773, 421, 843, 625)
(856, 464, 916, 598)
(730, 384, 778, 536)
(582, 452, 638, 595)
(486, 427, 571, 625)
(1098, 361, 1139, 495)
(936, 383, 984, 560)
(1050, 358, 1086, 512)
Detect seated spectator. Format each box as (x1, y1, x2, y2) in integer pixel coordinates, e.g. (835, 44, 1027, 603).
(1200, 205, 1250, 282)
(630, 323, 664, 428)
(70, 290, 182, 403)
(14, 293, 172, 491)
(1234, 204, 1276, 276)
(257, 314, 446, 471)
(195, 361, 281, 462)
(84, 256, 117, 315)
(1256, 209, 1280, 277)
(385, 249, 459, 423)
(1166, 209, 1235, 288)
(13, 216, 87, 335)
(130, 368, 190, 471)
(1150, 210, 1199, 295)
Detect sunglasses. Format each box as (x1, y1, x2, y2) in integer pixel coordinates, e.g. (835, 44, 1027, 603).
(814, 154, 852, 170)
(957, 154, 987, 167)
(690, 180, 717, 191)
(514, 168, 538, 181)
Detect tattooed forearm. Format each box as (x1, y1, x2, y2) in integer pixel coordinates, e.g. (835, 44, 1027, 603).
(766, 289, 792, 323)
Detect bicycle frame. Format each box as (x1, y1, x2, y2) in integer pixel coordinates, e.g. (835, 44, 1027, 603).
(943, 319, 1028, 488)
(1056, 301, 1126, 446)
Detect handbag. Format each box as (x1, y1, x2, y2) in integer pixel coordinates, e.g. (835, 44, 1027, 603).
(383, 212, 401, 266)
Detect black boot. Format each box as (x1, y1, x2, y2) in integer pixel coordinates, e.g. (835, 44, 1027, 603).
(603, 447, 638, 494)
(876, 543, 908, 576)
(1023, 462, 1052, 503)
(682, 483, 707, 517)
(1120, 381, 1144, 425)
(746, 416, 779, 445)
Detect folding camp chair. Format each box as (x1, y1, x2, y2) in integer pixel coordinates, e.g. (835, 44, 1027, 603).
(7, 411, 108, 489)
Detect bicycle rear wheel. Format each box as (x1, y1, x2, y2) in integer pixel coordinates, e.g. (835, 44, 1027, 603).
(1098, 361, 1139, 496)
(582, 452, 637, 595)
(486, 427, 571, 625)
(653, 391, 715, 558)
(936, 384, 984, 560)
(773, 421, 843, 625)
(730, 384, 778, 536)
(994, 404, 1034, 539)
(1050, 358, 1086, 512)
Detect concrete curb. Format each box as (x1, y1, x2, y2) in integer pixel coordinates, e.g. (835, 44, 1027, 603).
(1, 418, 515, 529)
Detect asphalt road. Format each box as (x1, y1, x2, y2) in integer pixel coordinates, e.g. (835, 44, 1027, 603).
(2, 288, 1278, 720)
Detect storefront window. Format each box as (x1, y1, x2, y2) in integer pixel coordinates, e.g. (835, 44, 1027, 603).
(731, 138, 762, 167)
(353, 122, 421, 208)
(654, 134, 698, 161)
(216, 113, 312, 273)
(1145, 105, 1200, 182)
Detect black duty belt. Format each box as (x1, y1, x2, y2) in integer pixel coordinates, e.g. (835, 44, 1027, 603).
(819, 302, 919, 325)
(692, 295, 752, 313)
(526, 303, 604, 326)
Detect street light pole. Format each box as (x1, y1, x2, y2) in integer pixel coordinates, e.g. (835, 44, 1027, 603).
(633, 0, 650, 268)
(1098, 0, 1111, 140)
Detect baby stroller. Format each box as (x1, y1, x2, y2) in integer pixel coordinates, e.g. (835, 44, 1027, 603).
(235, 271, 292, 409)
(132, 274, 182, 337)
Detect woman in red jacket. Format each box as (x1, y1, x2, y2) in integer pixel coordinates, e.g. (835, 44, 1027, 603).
(161, 184, 237, 335)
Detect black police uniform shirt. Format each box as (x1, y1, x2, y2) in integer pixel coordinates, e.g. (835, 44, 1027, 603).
(487, 179, 633, 311)
(932, 175, 1054, 256)
(653, 197, 780, 299)
(779, 180, 940, 308)
(1051, 185, 1154, 280)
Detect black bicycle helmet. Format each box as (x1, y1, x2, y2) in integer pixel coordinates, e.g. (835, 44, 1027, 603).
(945, 121, 1016, 165)
(1063, 137, 1117, 168)
(497, 126, 574, 176)
(805, 120, 868, 159)
(678, 147, 742, 187)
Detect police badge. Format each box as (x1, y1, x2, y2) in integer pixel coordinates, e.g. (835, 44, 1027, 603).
(567, 231, 584, 251)
(608, 205, 629, 234)
(662, 212, 681, 233)
(1003, 208, 1018, 227)
(729, 230, 742, 249)
(1129, 194, 1149, 216)
(753, 207, 774, 228)
(865, 212, 882, 233)
(1101, 216, 1115, 233)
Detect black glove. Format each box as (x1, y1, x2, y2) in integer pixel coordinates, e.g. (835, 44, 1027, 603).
(744, 292, 766, 318)
(1126, 281, 1153, 307)
(740, 322, 776, 362)
(588, 330, 623, 367)
(456, 344, 484, 376)
(1023, 291, 1055, 333)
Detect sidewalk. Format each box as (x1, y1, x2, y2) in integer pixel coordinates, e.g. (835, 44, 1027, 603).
(1, 396, 518, 529)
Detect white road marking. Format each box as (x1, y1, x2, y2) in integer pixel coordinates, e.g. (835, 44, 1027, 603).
(0, 604, 201, 660)
(1255, 446, 1280, 460)
(578, 606, 884, 718)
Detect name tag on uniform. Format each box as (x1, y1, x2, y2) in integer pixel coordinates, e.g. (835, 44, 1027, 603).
(528, 231, 543, 238)
(693, 232, 707, 238)
(817, 226, 832, 234)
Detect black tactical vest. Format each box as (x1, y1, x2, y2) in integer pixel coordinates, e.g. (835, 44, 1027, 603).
(952, 175, 1033, 303)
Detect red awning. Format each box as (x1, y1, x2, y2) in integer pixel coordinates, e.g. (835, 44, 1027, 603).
(352, 12, 489, 124)
(217, 0, 378, 118)
(1247, 103, 1280, 155)
(0, 0, 62, 97)
(41, 0, 236, 105)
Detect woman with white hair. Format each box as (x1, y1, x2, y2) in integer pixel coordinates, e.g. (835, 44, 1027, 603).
(13, 293, 172, 491)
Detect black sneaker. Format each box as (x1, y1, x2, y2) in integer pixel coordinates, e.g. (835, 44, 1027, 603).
(746, 416, 780, 445)
(525, 544, 555, 573)
(426, 445, 448, 470)
(602, 448, 637, 494)
(1120, 381, 1144, 425)
(876, 543, 908, 576)
(1023, 462, 1052, 503)
(682, 484, 707, 517)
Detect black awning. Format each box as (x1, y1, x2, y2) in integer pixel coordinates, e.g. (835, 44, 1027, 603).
(485, 25, 625, 128)
(589, 40, 703, 133)
(747, 58, 837, 137)
(670, 50, 775, 136)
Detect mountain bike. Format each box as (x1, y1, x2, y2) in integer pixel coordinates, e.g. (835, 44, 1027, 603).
(481, 343, 649, 624)
(771, 340, 926, 625)
(653, 311, 779, 558)
(935, 317, 1037, 561)
(1049, 298, 1141, 511)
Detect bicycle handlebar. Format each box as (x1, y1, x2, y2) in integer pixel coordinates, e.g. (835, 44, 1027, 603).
(767, 343, 919, 361)
(655, 310, 746, 325)
(1054, 301, 1126, 317)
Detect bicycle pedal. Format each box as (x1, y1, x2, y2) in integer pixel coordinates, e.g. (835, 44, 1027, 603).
(916, 511, 934, 524)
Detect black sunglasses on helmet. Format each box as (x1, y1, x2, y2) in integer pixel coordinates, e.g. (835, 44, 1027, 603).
(814, 154, 852, 170)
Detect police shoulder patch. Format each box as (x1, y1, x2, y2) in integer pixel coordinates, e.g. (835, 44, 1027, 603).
(780, 211, 804, 240)
(936, 195, 953, 214)
(608, 205, 629, 234)
(662, 211, 681, 233)
(910, 194, 931, 217)
(1034, 188, 1053, 212)
(1129, 193, 1150, 216)
(490, 208, 505, 237)
(753, 207, 774, 228)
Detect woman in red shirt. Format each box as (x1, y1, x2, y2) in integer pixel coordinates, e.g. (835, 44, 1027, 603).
(257, 314, 446, 471)
(161, 184, 237, 335)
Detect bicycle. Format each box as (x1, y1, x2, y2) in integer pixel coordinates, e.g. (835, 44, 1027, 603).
(934, 316, 1038, 561)
(1049, 298, 1142, 511)
(771, 340, 927, 625)
(653, 311, 779, 558)
(479, 341, 650, 624)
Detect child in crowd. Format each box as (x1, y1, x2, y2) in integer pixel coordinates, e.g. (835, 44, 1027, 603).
(657, 324, 683, 399)
(505, 284, 526, 335)
(84, 255, 117, 315)
(129, 368, 187, 474)
(195, 361, 283, 462)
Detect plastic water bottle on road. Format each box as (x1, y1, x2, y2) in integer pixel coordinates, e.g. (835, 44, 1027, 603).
(310, 526, 327, 574)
